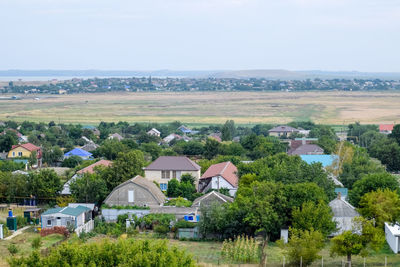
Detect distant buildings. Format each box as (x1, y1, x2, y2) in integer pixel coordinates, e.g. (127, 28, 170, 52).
(268, 125, 300, 137)
(64, 148, 92, 160)
(147, 128, 161, 137)
(379, 124, 394, 134)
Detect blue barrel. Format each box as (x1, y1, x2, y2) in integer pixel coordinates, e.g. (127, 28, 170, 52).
(8, 209, 13, 217)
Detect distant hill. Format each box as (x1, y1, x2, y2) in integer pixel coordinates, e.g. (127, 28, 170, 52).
(1, 69, 400, 80)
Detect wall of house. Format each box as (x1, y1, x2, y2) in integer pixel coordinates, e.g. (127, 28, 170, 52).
(41, 214, 75, 229)
(385, 223, 399, 253)
(145, 170, 201, 189)
(201, 176, 236, 196)
(7, 147, 31, 158)
(105, 182, 162, 207)
(332, 216, 355, 236)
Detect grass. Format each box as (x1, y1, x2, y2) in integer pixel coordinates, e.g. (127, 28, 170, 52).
(0, 91, 400, 125)
(0, 206, 24, 223)
(0, 227, 64, 267)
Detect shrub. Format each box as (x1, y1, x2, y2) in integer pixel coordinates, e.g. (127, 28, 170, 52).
(221, 235, 260, 263)
(135, 214, 175, 229)
(7, 244, 19, 255)
(174, 220, 196, 229)
(154, 225, 170, 237)
(164, 197, 192, 207)
(40, 226, 69, 237)
(31, 236, 42, 250)
(16, 216, 28, 227)
(8, 239, 196, 267)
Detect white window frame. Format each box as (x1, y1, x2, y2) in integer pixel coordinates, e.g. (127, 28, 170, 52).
(128, 190, 134, 203)
(161, 170, 170, 179)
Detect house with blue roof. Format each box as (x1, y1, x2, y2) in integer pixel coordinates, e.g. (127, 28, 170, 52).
(300, 155, 338, 168)
(64, 148, 93, 160)
(41, 204, 93, 231)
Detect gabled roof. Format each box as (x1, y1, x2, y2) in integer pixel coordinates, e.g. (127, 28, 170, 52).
(329, 197, 359, 218)
(77, 159, 112, 174)
(81, 142, 99, 152)
(268, 125, 300, 133)
(379, 124, 394, 132)
(192, 191, 234, 207)
(109, 133, 123, 140)
(147, 128, 160, 134)
(42, 205, 90, 217)
(288, 144, 324, 155)
(105, 175, 166, 205)
(144, 156, 200, 171)
(11, 143, 40, 152)
(201, 161, 238, 187)
(64, 148, 92, 157)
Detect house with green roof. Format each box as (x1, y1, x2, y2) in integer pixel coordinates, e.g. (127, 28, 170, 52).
(41, 203, 93, 232)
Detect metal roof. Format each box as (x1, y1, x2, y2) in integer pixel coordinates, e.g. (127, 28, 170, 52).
(144, 156, 200, 171)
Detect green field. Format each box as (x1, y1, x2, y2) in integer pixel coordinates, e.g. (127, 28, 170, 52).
(1, 91, 400, 125)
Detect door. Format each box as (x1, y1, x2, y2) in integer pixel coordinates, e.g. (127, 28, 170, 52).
(56, 217, 61, 226)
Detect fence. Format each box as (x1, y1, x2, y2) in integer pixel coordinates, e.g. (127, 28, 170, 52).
(75, 219, 94, 236)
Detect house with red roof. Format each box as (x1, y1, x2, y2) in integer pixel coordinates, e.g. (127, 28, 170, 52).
(198, 161, 238, 197)
(7, 143, 42, 167)
(379, 124, 394, 134)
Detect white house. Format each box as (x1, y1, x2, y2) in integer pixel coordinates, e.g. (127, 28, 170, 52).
(198, 161, 238, 197)
(385, 223, 400, 253)
(147, 128, 161, 137)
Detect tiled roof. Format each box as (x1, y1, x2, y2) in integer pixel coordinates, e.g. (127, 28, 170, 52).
(201, 161, 238, 187)
(380, 124, 394, 132)
(77, 159, 112, 174)
(144, 156, 200, 171)
(288, 144, 324, 155)
(11, 143, 40, 152)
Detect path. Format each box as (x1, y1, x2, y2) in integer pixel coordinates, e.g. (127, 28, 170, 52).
(4, 226, 30, 240)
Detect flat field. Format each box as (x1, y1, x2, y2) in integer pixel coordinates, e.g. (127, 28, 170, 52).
(0, 91, 399, 125)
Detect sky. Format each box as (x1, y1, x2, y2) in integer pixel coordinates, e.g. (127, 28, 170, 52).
(1, 0, 400, 72)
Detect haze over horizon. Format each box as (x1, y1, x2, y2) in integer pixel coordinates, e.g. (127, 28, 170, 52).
(1, 0, 399, 72)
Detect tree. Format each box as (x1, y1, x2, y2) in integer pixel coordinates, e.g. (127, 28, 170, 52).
(203, 138, 220, 160)
(140, 142, 161, 160)
(62, 155, 83, 168)
(390, 124, 400, 145)
(358, 188, 400, 228)
(166, 179, 181, 197)
(102, 150, 145, 190)
(349, 172, 399, 207)
(368, 137, 400, 172)
(330, 218, 385, 264)
(27, 169, 62, 198)
(291, 201, 336, 237)
(94, 139, 128, 160)
(0, 132, 17, 152)
(284, 228, 324, 266)
(42, 146, 63, 166)
(28, 151, 37, 168)
(70, 173, 108, 204)
(221, 120, 235, 141)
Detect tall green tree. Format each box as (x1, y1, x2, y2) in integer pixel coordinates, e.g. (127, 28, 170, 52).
(70, 173, 108, 204)
(27, 169, 62, 198)
(349, 172, 399, 206)
(358, 188, 400, 228)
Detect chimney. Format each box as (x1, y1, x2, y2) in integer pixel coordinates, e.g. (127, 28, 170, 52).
(337, 192, 341, 200)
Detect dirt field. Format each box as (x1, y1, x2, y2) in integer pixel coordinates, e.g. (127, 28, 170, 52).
(0, 91, 399, 125)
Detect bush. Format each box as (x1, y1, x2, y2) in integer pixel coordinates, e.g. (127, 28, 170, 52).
(7, 244, 19, 255)
(174, 220, 196, 229)
(8, 239, 196, 267)
(40, 226, 69, 237)
(135, 214, 175, 229)
(164, 197, 192, 207)
(154, 225, 170, 237)
(221, 235, 260, 263)
(16, 216, 28, 227)
(31, 236, 42, 250)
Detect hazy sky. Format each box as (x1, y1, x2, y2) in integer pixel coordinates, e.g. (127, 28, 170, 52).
(1, 0, 399, 71)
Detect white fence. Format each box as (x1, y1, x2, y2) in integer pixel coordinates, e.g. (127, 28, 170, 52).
(75, 219, 94, 236)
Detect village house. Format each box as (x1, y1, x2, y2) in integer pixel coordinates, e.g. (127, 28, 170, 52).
(64, 147, 93, 160)
(192, 191, 234, 207)
(41, 203, 94, 235)
(268, 125, 300, 137)
(385, 223, 400, 253)
(61, 159, 112, 195)
(108, 133, 124, 141)
(147, 128, 161, 137)
(144, 156, 201, 191)
(7, 143, 42, 167)
(104, 175, 166, 207)
(288, 144, 324, 155)
(379, 124, 394, 134)
(198, 161, 238, 197)
(329, 193, 360, 236)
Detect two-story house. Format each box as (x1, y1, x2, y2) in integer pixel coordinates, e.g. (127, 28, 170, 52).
(144, 156, 201, 191)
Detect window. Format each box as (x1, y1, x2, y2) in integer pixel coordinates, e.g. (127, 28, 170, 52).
(47, 220, 52, 226)
(160, 183, 168, 191)
(128, 190, 134, 203)
(18, 152, 22, 157)
(12, 152, 15, 156)
(161, 170, 170, 179)
(172, 171, 177, 179)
